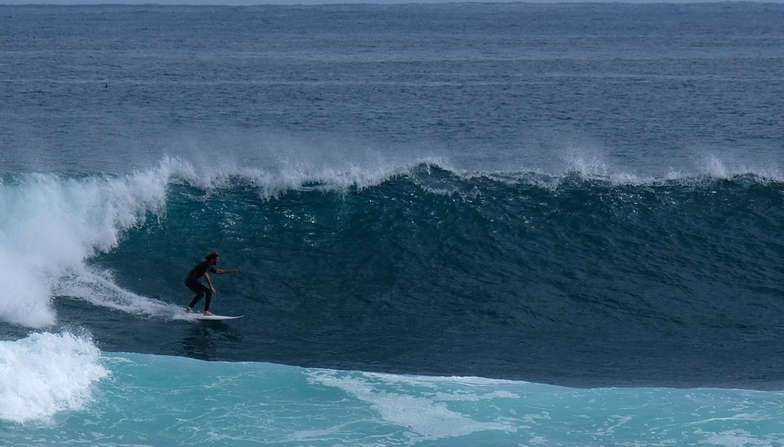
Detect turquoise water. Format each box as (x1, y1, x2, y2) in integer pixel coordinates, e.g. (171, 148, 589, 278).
(3, 333, 784, 446)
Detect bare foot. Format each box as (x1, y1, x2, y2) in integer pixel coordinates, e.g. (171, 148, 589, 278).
(184, 307, 191, 313)
(204, 311, 215, 316)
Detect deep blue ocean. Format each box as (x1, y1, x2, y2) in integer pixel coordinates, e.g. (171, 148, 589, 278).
(2, 2, 784, 445)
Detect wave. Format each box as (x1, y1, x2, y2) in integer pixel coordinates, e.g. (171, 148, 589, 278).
(1, 155, 783, 331)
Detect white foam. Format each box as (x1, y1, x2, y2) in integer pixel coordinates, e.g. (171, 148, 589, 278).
(0, 332, 109, 423)
(308, 371, 516, 441)
(695, 429, 772, 447)
(0, 164, 171, 328)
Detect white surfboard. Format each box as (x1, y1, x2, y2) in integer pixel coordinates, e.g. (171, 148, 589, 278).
(189, 314, 244, 321)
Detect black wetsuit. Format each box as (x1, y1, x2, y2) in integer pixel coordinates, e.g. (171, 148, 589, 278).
(185, 260, 218, 311)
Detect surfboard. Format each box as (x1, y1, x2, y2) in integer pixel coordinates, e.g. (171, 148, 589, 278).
(189, 314, 244, 321)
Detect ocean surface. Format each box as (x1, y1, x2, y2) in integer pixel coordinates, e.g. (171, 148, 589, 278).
(2, 2, 784, 445)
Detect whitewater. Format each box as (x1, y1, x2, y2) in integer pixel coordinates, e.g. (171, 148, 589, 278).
(2, 2, 784, 445)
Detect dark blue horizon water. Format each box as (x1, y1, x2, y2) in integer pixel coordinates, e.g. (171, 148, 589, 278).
(2, 3, 783, 178)
(2, 3, 784, 445)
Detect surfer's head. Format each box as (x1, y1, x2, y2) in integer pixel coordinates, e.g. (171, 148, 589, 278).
(205, 252, 220, 264)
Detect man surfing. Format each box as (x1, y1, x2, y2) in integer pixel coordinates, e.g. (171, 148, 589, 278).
(184, 252, 239, 316)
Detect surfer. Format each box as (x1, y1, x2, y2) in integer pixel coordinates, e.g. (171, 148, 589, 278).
(184, 252, 239, 316)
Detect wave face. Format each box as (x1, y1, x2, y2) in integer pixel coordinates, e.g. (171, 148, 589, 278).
(3, 159, 784, 388)
(3, 334, 784, 446)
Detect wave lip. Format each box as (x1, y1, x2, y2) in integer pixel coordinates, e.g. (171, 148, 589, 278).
(0, 332, 109, 423)
(159, 153, 784, 196)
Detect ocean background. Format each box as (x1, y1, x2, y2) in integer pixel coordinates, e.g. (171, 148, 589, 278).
(2, 2, 784, 445)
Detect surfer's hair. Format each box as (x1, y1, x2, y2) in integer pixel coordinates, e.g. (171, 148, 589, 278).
(205, 252, 220, 261)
